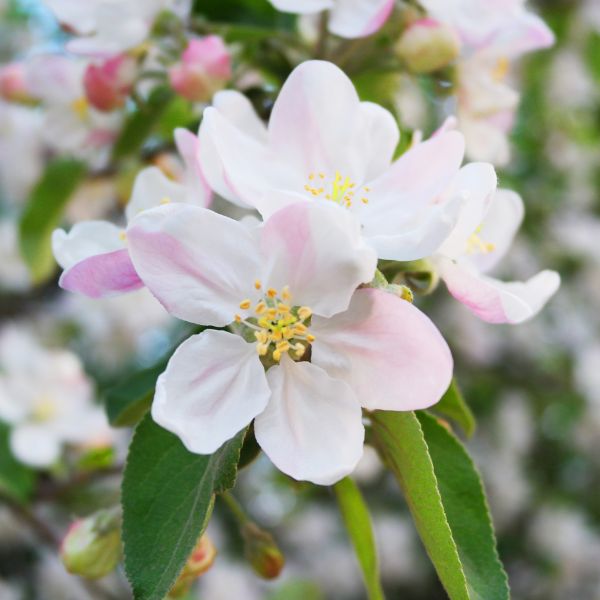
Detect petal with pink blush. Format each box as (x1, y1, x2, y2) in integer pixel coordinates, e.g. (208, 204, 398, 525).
(267, 60, 367, 183)
(438, 257, 560, 324)
(174, 128, 212, 207)
(329, 0, 394, 38)
(259, 202, 376, 317)
(59, 248, 143, 298)
(311, 288, 453, 411)
(127, 204, 262, 327)
(152, 330, 270, 454)
(255, 356, 364, 485)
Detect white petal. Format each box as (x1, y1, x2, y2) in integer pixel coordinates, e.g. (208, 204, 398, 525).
(173, 128, 212, 208)
(152, 330, 270, 454)
(269, 0, 333, 13)
(311, 288, 453, 411)
(125, 167, 189, 222)
(127, 204, 262, 327)
(438, 257, 560, 324)
(11, 424, 61, 468)
(359, 101, 400, 181)
(259, 202, 377, 317)
(255, 356, 364, 485)
(52, 221, 125, 270)
(329, 0, 394, 38)
(212, 90, 268, 143)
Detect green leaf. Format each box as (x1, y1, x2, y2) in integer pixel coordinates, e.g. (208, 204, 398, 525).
(113, 88, 173, 159)
(122, 415, 246, 600)
(417, 412, 509, 600)
(268, 580, 325, 600)
(371, 411, 509, 600)
(0, 422, 36, 503)
(333, 477, 385, 600)
(431, 380, 476, 438)
(370, 411, 469, 600)
(19, 158, 87, 284)
(104, 362, 167, 427)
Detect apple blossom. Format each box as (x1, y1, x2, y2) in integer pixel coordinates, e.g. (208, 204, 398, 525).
(42, 0, 190, 56)
(199, 60, 497, 261)
(433, 189, 560, 323)
(125, 201, 453, 484)
(83, 54, 137, 112)
(0, 63, 29, 102)
(268, 0, 394, 39)
(420, 0, 554, 165)
(53, 134, 211, 298)
(169, 36, 232, 103)
(24, 55, 122, 169)
(0, 326, 111, 468)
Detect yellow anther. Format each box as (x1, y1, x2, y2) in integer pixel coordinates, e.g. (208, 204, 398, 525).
(267, 288, 278, 298)
(266, 308, 277, 320)
(319, 173, 325, 178)
(255, 301, 266, 314)
(272, 349, 282, 362)
(255, 330, 269, 344)
(294, 323, 307, 335)
(281, 285, 291, 300)
(254, 279, 262, 290)
(277, 303, 290, 314)
(298, 307, 312, 320)
(492, 56, 509, 81)
(271, 329, 283, 342)
(276, 341, 290, 353)
(159, 196, 171, 205)
(306, 334, 316, 343)
(364, 187, 371, 192)
(119, 231, 127, 241)
(361, 197, 369, 204)
(234, 314, 242, 323)
(239, 299, 252, 310)
(282, 327, 295, 340)
(257, 343, 269, 356)
(309, 173, 315, 180)
(71, 96, 89, 120)
(258, 317, 270, 329)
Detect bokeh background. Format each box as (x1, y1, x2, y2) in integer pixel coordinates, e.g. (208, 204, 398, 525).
(1, 0, 599, 599)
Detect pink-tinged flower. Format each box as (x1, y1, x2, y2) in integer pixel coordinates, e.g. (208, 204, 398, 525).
(42, 0, 187, 56)
(433, 189, 560, 323)
(0, 63, 30, 103)
(0, 326, 111, 468)
(84, 54, 137, 112)
(269, 0, 394, 39)
(199, 60, 497, 261)
(53, 140, 211, 298)
(169, 36, 232, 103)
(420, 0, 554, 165)
(126, 202, 453, 484)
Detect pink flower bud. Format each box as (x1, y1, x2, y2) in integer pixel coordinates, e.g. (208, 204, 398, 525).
(60, 508, 121, 580)
(396, 19, 461, 74)
(84, 55, 137, 112)
(168, 534, 217, 598)
(0, 63, 30, 102)
(169, 36, 232, 103)
(242, 522, 285, 580)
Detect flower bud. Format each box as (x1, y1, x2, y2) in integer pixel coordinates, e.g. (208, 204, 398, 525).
(168, 534, 217, 598)
(84, 55, 137, 112)
(242, 522, 285, 580)
(0, 63, 30, 103)
(60, 508, 121, 580)
(169, 36, 231, 103)
(395, 19, 461, 74)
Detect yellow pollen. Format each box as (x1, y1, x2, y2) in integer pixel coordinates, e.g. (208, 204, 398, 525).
(239, 299, 252, 310)
(71, 96, 89, 120)
(492, 56, 509, 81)
(119, 231, 127, 241)
(361, 197, 369, 204)
(255, 301, 266, 314)
(306, 334, 316, 343)
(273, 349, 282, 362)
(267, 288, 278, 298)
(303, 170, 370, 208)
(234, 314, 242, 323)
(160, 196, 172, 205)
(257, 343, 269, 356)
(254, 279, 262, 290)
(298, 306, 312, 320)
(466, 230, 496, 255)
(277, 303, 290, 313)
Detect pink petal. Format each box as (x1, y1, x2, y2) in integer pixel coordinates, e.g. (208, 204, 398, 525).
(329, 0, 394, 38)
(311, 288, 453, 411)
(59, 249, 143, 298)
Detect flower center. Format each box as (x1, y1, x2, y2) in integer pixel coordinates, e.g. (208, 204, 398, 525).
(466, 227, 495, 255)
(491, 56, 509, 82)
(235, 282, 315, 362)
(304, 171, 370, 208)
(32, 395, 57, 422)
(71, 96, 90, 121)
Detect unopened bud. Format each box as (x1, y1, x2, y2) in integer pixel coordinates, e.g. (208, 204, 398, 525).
(168, 534, 217, 598)
(84, 54, 137, 112)
(61, 508, 121, 580)
(242, 522, 285, 580)
(395, 19, 461, 74)
(169, 35, 231, 102)
(0, 63, 31, 103)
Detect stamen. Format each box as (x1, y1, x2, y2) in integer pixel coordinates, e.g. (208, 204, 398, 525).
(239, 299, 252, 310)
(303, 170, 370, 208)
(254, 280, 262, 290)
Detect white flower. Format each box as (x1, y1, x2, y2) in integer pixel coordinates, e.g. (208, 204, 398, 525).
(125, 201, 453, 484)
(268, 0, 394, 39)
(43, 0, 189, 56)
(53, 131, 211, 298)
(199, 60, 497, 262)
(0, 326, 110, 468)
(433, 188, 560, 323)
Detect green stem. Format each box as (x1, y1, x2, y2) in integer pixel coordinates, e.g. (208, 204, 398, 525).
(220, 491, 250, 525)
(314, 11, 330, 58)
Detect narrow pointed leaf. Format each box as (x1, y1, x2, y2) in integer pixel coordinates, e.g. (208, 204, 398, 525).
(430, 379, 476, 438)
(122, 415, 246, 600)
(334, 477, 385, 600)
(371, 410, 469, 600)
(417, 411, 509, 600)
